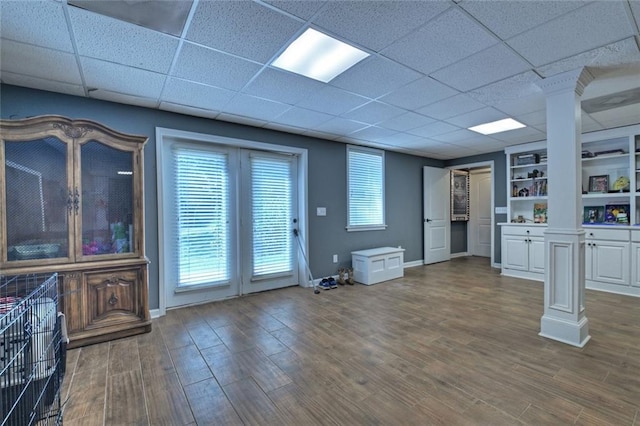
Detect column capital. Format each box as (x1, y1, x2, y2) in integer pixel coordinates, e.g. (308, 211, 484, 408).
(536, 67, 595, 97)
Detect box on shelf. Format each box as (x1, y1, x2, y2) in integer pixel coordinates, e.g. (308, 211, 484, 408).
(516, 153, 540, 165)
(604, 204, 630, 224)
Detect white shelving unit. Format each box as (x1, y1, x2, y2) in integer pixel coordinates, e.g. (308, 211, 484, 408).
(500, 124, 640, 297)
(504, 126, 640, 225)
(505, 141, 548, 224)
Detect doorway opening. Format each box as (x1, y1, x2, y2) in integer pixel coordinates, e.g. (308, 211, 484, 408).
(447, 161, 495, 266)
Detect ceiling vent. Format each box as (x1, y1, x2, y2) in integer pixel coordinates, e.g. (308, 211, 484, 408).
(582, 87, 640, 114)
(68, 0, 193, 36)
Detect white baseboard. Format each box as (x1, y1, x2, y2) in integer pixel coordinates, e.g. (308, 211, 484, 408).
(451, 252, 469, 258)
(149, 308, 163, 319)
(404, 260, 424, 268)
(492, 262, 501, 269)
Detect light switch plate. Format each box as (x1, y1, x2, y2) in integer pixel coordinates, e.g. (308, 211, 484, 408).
(317, 207, 327, 216)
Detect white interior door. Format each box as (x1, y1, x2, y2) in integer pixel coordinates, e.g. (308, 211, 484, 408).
(469, 169, 492, 258)
(423, 166, 450, 264)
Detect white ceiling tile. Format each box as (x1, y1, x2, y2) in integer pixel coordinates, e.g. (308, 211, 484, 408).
(494, 95, 546, 118)
(264, 1, 326, 20)
(384, 132, 430, 147)
(515, 110, 547, 129)
(311, 117, 369, 134)
(460, 0, 587, 39)
(377, 112, 436, 132)
(185, 1, 303, 63)
(270, 107, 333, 128)
(431, 44, 530, 91)
(406, 121, 461, 138)
(417, 94, 485, 120)
(263, 122, 307, 134)
(243, 68, 324, 105)
(329, 55, 422, 98)
(160, 102, 220, 119)
(445, 107, 507, 129)
(507, 1, 636, 67)
(0, 1, 73, 52)
(379, 76, 459, 110)
(536, 38, 640, 78)
(223, 94, 291, 122)
(173, 42, 262, 91)
(581, 113, 604, 133)
(296, 85, 370, 115)
(302, 129, 341, 141)
(467, 71, 542, 106)
(488, 126, 545, 143)
(69, 7, 179, 73)
(81, 57, 165, 98)
(0, 71, 85, 97)
(407, 140, 479, 157)
(631, 1, 640, 29)
(216, 112, 267, 128)
(342, 101, 405, 125)
(89, 89, 159, 109)
(349, 126, 398, 142)
(589, 103, 640, 128)
(312, 1, 451, 52)
(162, 78, 235, 111)
(382, 8, 498, 74)
(0, 40, 81, 84)
(430, 129, 484, 144)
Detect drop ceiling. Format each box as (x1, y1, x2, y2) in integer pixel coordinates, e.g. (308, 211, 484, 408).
(1, 0, 639, 160)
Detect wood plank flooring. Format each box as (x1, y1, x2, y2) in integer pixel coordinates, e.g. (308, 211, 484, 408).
(61, 257, 640, 425)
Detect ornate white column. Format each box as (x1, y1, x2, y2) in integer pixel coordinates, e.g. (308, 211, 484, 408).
(536, 68, 594, 347)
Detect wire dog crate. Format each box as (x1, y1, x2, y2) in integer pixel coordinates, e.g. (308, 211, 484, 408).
(1, 273, 66, 426)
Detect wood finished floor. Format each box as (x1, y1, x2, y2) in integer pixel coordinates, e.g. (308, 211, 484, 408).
(61, 257, 640, 425)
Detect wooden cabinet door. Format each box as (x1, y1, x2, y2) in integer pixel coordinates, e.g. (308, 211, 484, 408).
(84, 267, 145, 329)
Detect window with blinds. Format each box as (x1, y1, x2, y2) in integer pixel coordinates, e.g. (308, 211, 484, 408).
(250, 154, 294, 278)
(347, 145, 386, 231)
(173, 147, 230, 287)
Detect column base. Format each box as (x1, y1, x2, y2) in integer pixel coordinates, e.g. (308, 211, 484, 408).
(539, 315, 590, 348)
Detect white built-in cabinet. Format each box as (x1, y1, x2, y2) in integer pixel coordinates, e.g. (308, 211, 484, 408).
(500, 124, 640, 297)
(584, 228, 629, 287)
(501, 226, 545, 280)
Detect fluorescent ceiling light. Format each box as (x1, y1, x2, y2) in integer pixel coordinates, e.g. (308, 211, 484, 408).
(272, 28, 369, 83)
(469, 118, 526, 135)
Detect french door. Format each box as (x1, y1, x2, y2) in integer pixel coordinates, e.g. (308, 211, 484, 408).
(240, 151, 298, 294)
(163, 142, 298, 308)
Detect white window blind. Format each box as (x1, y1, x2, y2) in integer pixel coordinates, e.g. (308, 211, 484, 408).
(250, 154, 294, 277)
(173, 147, 230, 287)
(347, 146, 385, 230)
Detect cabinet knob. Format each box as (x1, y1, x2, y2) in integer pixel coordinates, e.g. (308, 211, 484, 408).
(108, 293, 119, 306)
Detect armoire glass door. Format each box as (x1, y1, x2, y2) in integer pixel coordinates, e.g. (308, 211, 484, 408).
(4, 137, 70, 262)
(79, 141, 135, 258)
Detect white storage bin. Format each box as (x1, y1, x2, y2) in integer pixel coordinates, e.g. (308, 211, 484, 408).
(351, 247, 405, 285)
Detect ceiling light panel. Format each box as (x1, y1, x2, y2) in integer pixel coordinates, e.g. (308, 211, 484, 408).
(469, 118, 526, 135)
(272, 28, 369, 83)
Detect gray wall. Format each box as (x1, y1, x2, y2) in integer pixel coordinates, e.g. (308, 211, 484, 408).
(445, 151, 507, 263)
(450, 222, 467, 254)
(1, 84, 445, 309)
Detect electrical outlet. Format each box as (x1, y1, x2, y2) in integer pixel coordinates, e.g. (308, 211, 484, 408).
(332, 254, 338, 263)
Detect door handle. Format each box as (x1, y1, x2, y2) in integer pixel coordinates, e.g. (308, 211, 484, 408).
(424, 218, 432, 223)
